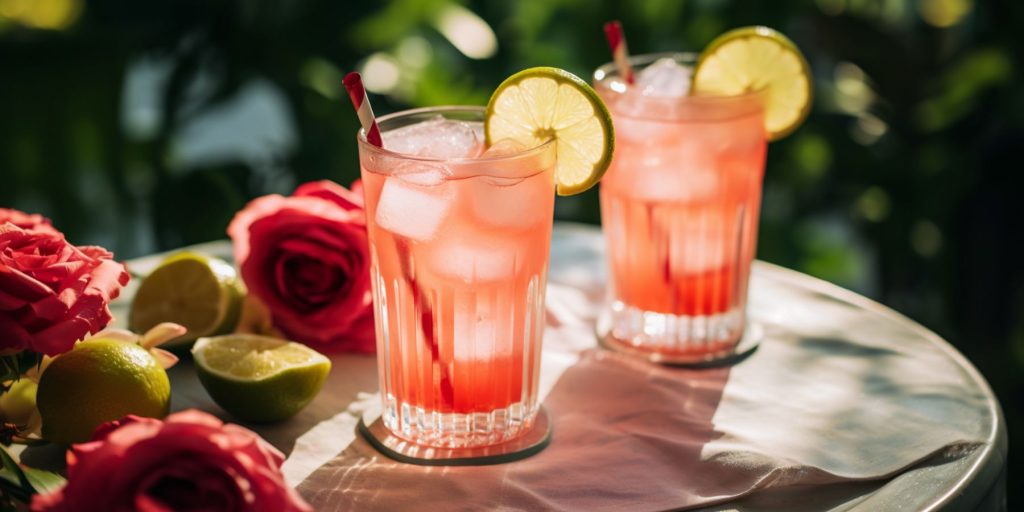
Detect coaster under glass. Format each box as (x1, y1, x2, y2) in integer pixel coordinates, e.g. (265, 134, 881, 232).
(597, 311, 763, 367)
(358, 402, 552, 466)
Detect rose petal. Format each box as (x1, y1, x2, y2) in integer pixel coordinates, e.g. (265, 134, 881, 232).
(349, 178, 364, 199)
(227, 180, 374, 353)
(0, 288, 27, 311)
(293, 180, 364, 211)
(22, 292, 69, 324)
(149, 348, 179, 370)
(88, 328, 140, 343)
(140, 323, 188, 349)
(91, 415, 152, 442)
(0, 313, 32, 353)
(0, 208, 57, 234)
(34, 410, 312, 512)
(134, 456, 246, 511)
(227, 194, 291, 266)
(31, 294, 112, 356)
(0, 265, 55, 302)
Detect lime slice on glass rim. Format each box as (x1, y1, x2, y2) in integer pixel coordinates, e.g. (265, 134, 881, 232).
(692, 26, 813, 141)
(192, 334, 330, 423)
(485, 67, 615, 195)
(129, 252, 243, 350)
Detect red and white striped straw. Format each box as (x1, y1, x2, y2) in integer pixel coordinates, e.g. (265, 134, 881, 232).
(603, 20, 635, 85)
(342, 72, 383, 147)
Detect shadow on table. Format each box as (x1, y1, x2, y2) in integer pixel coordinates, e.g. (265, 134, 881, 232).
(296, 349, 732, 511)
(234, 354, 380, 455)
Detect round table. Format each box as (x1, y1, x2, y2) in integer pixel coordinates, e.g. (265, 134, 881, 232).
(105, 223, 1006, 511)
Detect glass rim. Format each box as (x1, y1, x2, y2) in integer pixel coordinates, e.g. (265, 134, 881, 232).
(593, 51, 767, 105)
(356, 105, 557, 164)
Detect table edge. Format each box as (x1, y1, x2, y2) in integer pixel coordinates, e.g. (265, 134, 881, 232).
(750, 259, 1007, 511)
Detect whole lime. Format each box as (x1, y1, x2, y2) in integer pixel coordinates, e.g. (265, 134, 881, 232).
(0, 378, 40, 431)
(37, 339, 171, 444)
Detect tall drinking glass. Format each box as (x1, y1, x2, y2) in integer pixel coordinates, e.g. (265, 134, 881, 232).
(595, 53, 767, 363)
(357, 106, 556, 448)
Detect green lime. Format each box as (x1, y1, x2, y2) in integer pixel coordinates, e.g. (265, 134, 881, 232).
(129, 252, 243, 350)
(0, 378, 40, 432)
(692, 26, 813, 141)
(37, 339, 171, 444)
(192, 335, 330, 423)
(485, 67, 615, 196)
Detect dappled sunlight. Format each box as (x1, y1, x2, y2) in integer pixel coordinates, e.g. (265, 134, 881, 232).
(707, 267, 991, 484)
(433, 4, 497, 60)
(831, 62, 874, 115)
(918, 0, 973, 28)
(0, 0, 81, 30)
(360, 53, 402, 94)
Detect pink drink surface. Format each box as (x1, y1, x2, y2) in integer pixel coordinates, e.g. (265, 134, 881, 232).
(360, 120, 554, 420)
(598, 68, 766, 353)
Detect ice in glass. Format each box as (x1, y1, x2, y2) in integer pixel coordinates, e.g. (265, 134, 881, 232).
(595, 54, 767, 361)
(357, 107, 556, 448)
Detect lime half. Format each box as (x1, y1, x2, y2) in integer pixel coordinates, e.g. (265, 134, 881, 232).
(485, 67, 614, 195)
(130, 252, 242, 349)
(692, 26, 813, 141)
(192, 335, 330, 423)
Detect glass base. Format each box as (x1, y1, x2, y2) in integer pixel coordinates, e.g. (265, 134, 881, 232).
(359, 403, 551, 466)
(382, 396, 539, 448)
(597, 302, 762, 366)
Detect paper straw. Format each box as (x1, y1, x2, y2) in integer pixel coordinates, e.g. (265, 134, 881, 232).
(604, 20, 636, 85)
(342, 72, 383, 147)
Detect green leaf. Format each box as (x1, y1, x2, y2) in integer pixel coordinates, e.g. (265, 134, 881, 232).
(0, 445, 65, 503)
(0, 356, 18, 384)
(0, 469, 24, 489)
(21, 466, 65, 496)
(16, 352, 42, 376)
(0, 352, 42, 385)
(0, 446, 30, 492)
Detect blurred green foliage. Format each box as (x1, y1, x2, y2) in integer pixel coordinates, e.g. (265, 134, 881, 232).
(1, 0, 1022, 502)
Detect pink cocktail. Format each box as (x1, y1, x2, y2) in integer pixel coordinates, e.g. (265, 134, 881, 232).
(595, 53, 767, 361)
(357, 107, 556, 447)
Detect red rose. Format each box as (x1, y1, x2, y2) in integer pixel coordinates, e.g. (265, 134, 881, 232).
(0, 223, 129, 356)
(31, 409, 312, 512)
(0, 208, 59, 235)
(228, 180, 374, 353)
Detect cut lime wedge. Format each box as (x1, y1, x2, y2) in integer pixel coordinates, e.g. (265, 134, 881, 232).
(129, 252, 243, 349)
(192, 335, 330, 423)
(485, 67, 614, 195)
(692, 26, 813, 141)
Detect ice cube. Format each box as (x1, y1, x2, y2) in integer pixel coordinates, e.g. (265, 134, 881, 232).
(382, 116, 484, 159)
(437, 138, 551, 230)
(612, 114, 680, 146)
(481, 138, 528, 157)
(374, 165, 454, 242)
(469, 173, 552, 230)
(665, 208, 733, 273)
(452, 297, 501, 361)
(622, 150, 721, 203)
(637, 58, 692, 97)
(392, 161, 450, 186)
(476, 139, 531, 186)
(423, 224, 524, 283)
